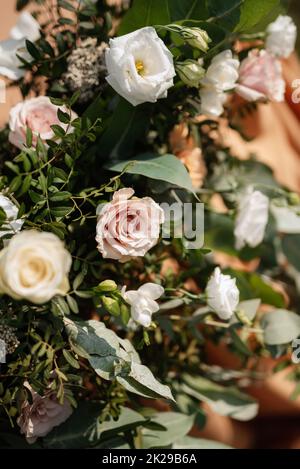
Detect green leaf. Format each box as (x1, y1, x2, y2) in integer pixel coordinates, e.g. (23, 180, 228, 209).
(64, 319, 173, 400)
(282, 234, 300, 271)
(25, 40, 41, 60)
(98, 98, 151, 159)
(261, 309, 300, 345)
(49, 191, 72, 202)
(118, 0, 170, 35)
(44, 402, 145, 449)
(182, 374, 258, 421)
(107, 153, 194, 192)
(117, 362, 175, 402)
(207, 0, 242, 30)
(141, 412, 194, 449)
(119, 0, 210, 34)
(235, 0, 283, 32)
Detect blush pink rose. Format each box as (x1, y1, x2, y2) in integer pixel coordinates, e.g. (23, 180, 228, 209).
(96, 188, 164, 262)
(9, 96, 77, 149)
(17, 383, 73, 444)
(235, 49, 285, 102)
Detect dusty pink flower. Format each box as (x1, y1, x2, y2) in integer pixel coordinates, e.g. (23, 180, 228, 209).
(9, 96, 77, 149)
(96, 188, 164, 262)
(235, 49, 285, 102)
(17, 384, 73, 444)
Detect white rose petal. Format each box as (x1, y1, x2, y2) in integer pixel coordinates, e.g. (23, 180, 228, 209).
(0, 194, 23, 239)
(0, 12, 40, 80)
(0, 230, 72, 304)
(206, 267, 239, 320)
(122, 282, 164, 327)
(234, 187, 269, 250)
(266, 15, 297, 58)
(202, 50, 239, 91)
(200, 86, 227, 117)
(200, 50, 239, 117)
(105, 26, 176, 106)
(10, 11, 40, 42)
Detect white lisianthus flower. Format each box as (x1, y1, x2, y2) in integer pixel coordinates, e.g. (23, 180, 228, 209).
(234, 188, 269, 250)
(0, 195, 23, 239)
(105, 27, 176, 106)
(206, 267, 239, 320)
(0, 230, 72, 304)
(266, 15, 297, 58)
(0, 12, 40, 80)
(122, 283, 164, 327)
(200, 50, 239, 117)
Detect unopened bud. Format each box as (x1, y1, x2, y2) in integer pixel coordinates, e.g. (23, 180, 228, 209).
(97, 279, 117, 292)
(182, 27, 211, 52)
(288, 192, 300, 206)
(101, 296, 120, 316)
(176, 59, 205, 88)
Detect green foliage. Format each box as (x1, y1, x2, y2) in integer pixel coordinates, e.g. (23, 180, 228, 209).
(107, 153, 194, 192)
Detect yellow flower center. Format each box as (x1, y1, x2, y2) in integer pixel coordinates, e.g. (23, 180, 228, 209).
(135, 60, 145, 76)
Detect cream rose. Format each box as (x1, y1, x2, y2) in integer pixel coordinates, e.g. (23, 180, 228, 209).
(17, 383, 73, 444)
(0, 230, 72, 304)
(105, 27, 176, 106)
(9, 96, 77, 150)
(96, 188, 164, 262)
(235, 49, 285, 102)
(206, 267, 239, 320)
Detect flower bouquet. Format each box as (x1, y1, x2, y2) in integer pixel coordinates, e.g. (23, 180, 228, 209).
(0, 0, 299, 449)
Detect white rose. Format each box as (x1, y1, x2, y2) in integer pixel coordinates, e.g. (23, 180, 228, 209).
(0, 12, 40, 80)
(206, 267, 239, 320)
(0, 194, 23, 239)
(9, 96, 77, 150)
(200, 85, 227, 117)
(201, 50, 239, 91)
(266, 15, 297, 58)
(96, 188, 164, 263)
(122, 282, 164, 327)
(234, 188, 269, 250)
(0, 230, 72, 304)
(105, 27, 176, 106)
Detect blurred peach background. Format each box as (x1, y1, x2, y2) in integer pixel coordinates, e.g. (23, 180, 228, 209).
(2, 0, 300, 449)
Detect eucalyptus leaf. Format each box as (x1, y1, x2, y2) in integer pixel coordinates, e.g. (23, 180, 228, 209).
(141, 412, 194, 449)
(106, 153, 194, 192)
(182, 374, 258, 421)
(261, 309, 300, 346)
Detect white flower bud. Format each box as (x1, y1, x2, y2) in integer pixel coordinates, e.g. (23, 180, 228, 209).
(176, 59, 205, 88)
